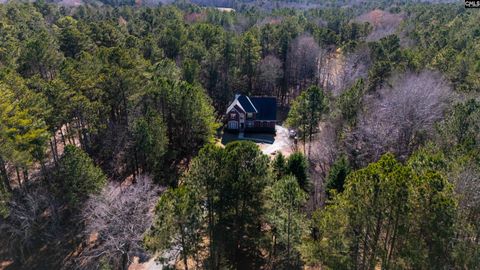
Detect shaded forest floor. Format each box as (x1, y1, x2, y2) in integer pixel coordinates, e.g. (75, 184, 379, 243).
(0, 218, 84, 270)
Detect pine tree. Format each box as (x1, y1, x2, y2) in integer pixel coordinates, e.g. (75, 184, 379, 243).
(145, 185, 202, 270)
(301, 152, 457, 269)
(183, 144, 224, 269)
(240, 32, 261, 94)
(131, 111, 168, 181)
(0, 83, 48, 190)
(286, 86, 327, 155)
(286, 152, 309, 192)
(272, 152, 287, 180)
(325, 155, 351, 199)
(54, 145, 106, 207)
(266, 175, 308, 269)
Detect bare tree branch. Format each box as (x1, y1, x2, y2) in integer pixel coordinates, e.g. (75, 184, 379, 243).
(287, 35, 320, 94)
(0, 186, 61, 263)
(307, 121, 339, 211)
(346, 70, 453, 166)
(76, 175, 162, 270)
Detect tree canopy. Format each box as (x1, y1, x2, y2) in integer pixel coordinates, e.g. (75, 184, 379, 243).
(0, 1, 479, 269)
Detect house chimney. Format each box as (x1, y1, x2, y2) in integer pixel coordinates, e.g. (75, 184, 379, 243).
(235, 93, 240, 100)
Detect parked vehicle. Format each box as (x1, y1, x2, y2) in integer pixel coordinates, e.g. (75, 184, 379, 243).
(289, 129, 297, 138)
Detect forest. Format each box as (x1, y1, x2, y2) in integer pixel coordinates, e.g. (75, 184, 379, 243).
(0, 0, 479, 269)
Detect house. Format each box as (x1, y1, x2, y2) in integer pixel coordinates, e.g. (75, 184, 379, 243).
(225, 94, 277, 133)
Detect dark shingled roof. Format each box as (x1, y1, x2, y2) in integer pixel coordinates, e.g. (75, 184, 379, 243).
(237, 95, 257, 113)
(250, 97, 277, 120)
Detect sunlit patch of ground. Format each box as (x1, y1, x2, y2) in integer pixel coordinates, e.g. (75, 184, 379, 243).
(0, 260, 13, 270)
(129, 257, 164, 270)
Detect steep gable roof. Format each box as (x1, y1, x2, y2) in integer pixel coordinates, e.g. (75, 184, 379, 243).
(238, 95, 258, 113)
(227, 94, 277, 121)
(226, 97, 245, 114)
(250, 97, 277, 120)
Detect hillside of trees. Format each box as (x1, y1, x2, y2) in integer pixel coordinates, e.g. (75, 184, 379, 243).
(0, 0, 479, 269)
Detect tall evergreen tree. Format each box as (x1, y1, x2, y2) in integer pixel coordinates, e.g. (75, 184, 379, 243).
(131, 111, 168, 181)
(301, 152, 457, 269)
(145, 185, 202, 270)
(272, 152, 287, 180)
(286, 152, 309, 192)
(266, 175, 308, 269)
(240, 32, 261, 94)
(182, 141, 271, 269)
(54, 145, 106, 207)
(0, 83, 48, 190)
(220, 141, 270, 269)
(183, 144, 224, 269)
(325, 155, 351, 199)
(286, 86, 327, 155)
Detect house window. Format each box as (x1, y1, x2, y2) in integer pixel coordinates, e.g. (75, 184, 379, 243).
(230, 113, 236, 119)
(247, 121, 253, 127)
(247, 112, 253, 118)
(228, 121, 238, 129)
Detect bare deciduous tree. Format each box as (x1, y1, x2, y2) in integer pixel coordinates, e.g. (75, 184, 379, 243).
(453, 163, 480, 218)
(347, 71, 453, 166)
(317, 45, 370, 96)
(0, 186, 61, 263)
(450, 161, 480, 264)
(77, 175, 161, 270)
(287, 35, 320, 93)
(307, 121, 339, 211)
(257, 55, 283, 96)
(335, 48, 370, 94)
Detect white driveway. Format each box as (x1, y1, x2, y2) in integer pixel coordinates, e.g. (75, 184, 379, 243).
(258, 125, 294, 156)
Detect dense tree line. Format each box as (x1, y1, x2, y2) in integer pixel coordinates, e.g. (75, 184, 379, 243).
(146, 142, 310, 269)
(0, 0, 478, 269)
